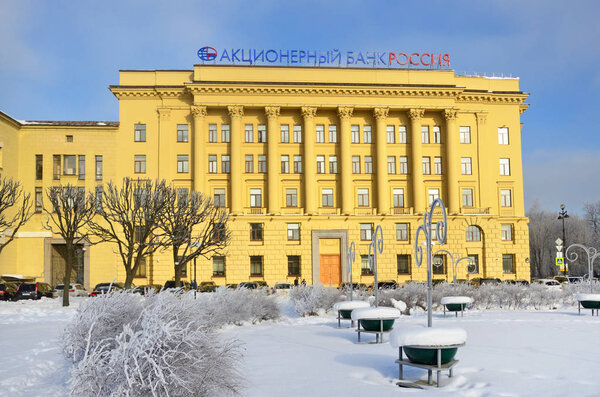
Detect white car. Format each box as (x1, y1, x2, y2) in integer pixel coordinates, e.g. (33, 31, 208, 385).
(272, 282, 292, 294)
(534, 279, 562, 291)
(53, 283, 89, 298)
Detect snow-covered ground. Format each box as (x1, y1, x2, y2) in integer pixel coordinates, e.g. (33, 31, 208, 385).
(2, 297, 600, 396)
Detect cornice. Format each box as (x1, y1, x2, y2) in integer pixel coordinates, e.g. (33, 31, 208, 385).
(456, 92, 528, 105)
(109, 86, 189, 99)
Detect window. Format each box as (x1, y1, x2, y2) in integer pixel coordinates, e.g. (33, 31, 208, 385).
(461, 157, 472, 175)
(250, 223, 263, 241)
(95, 185, 103, 211)
(135, 257, 147, 278)
(364, 156, 373, 174)
(428, 189, 440, 205)
(387, 157, 396, 174)
(293, 155, 302, 173)
(329, 125, 337, 143)
(499, 158, 511, 176)
(245, 155, 254, 173)
(288, 256, 300, 276)
(422, 157, 431, 175)
(281, 125, 290, 143)
(95, 155, 103, 180)
(35, 187, 43, 212)
(63, 155, 76, 175)
(53, 155, 61, 180)
(466, 225, 482, 242)
(386, 125, 395, 143)
(398, 126, 407, 144)
(329, 156, 338, 174)
(293, 125, 302, 143)
(462, 188, 473, 207)
(468, 254, 479, 273)
(502, 254, 515, 273)
(434, 157, 442, 175)
(250, 189, 262, 207)
(213, 256, 226, 276)
(209, 155, 218, 173)
(245, 124, 254, 143)
(363, 125, 372, 143)
(214, 189, 226, 207)
(177, 155, 189, 173)
(498, 127, 509, 145)
(134, 155, 146, 173)
(361, 255, 372, 275)
(177, 124, 189, 142)
(460, 126, 471, 144)
(287, 223, 300, 240)
(357, 188, 369, 207)
(286, 189, 297, 207)
(258, 155, 267, 173)
(352, 156, 361, 174)
(501, 224, 513, 241)
(360, 223, 373, 241)
(421, 126, 429, 143)
(281, 155, 289, 173)
(433, 254, 445, 274)
(316, 156, 325, 174)
(322, 188, 333, 207)
(78, 155, 85, 180)
(35, 155, 43, 180)
(208, 124, 217, 142)
(134, 124, 146, 142)
(351, 125, 360, 143)
(501, 189, 512, 207)
(316, 125, 325, 143)
(257, 125, 266, 143)
(250, 256, 263, 276)
(221, 155, 230, 173)
(393, 188, 404, 208)
(397, 254, 410, 275)
(396, 223, 409, 241)
(66, 135, 73, 143)
(221, 124, 230, 142)
(399, 157, 408, 174)
(433, 126, 441, 144)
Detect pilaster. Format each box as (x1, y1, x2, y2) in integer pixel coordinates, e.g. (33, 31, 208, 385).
(265, 106, 280, 214)
(409, 108, 425, 213)
(302, 107, 317, 214)
(374, 107, 389, 214)
(191, 105, 207, 193)
(338, 106, 354, 215)
(228, 105, 244, 214)
(444, 109, 458, 214)
(157, 108, 172, 180)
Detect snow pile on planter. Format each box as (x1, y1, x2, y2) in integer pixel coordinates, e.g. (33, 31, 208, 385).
(332, 300, 370, 311)
(390, 325, 467, 348)
(289, 285, 342, 316)
(64, 291, 243, 396)
(440, 296, 473, 305)
(350, 306, 401, 321)
(391, 298, 407, 312)
(575, 293, 600, 301)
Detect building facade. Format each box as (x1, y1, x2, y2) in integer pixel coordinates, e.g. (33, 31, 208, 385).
(0, 65, 530, 289)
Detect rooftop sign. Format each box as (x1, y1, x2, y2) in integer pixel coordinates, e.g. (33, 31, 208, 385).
(197, 47, 451, 68)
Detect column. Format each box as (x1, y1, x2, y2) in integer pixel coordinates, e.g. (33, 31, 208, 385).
(374, 107, 389, 215)
(338, 106, 353, 215)
(228, 105, 244, 214)
(408, 108, 425, 213)
(157, 108, 171, 180)
(301, 107, 317, 214)
(476, 112, 488, 211)
(265, 106, 280, 214)
(191, 105, 207, 194)
(444, 109, 459, 214)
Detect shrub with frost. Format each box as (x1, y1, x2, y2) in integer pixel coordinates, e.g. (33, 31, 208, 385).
(289, 285, 341, 316)
(202, 287, 279, 326)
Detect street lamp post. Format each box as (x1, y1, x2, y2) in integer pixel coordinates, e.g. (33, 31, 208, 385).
(368, 225, 383, 308)
(347, 242, 355, 301)
(558, 204, 569, 276)
(433, 249, 475, 295)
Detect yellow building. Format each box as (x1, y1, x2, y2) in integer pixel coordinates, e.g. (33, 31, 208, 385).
(0, 65, 530, 289)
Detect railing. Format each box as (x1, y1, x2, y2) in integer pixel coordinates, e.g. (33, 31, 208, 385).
(244, 207, 266, 215)
(391, 207, 413, 215)
(318, 207, 340, 215)
(461, 207, 491, 215)
(280, 207, 304, 215)
(354, 207, 376, 215)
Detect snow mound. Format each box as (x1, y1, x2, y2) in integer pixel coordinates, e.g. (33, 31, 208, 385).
(575, 293, 600, 301)
(333, 300, 370, 311)
(350, 306, 400, 321)
(391, 298, 407, 311)
(390, 325, 467, 348)
(441, 296, 473, 305)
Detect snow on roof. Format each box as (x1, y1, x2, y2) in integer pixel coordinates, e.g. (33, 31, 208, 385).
(441, 296, 473, 305)
(333, 300, 370, 311)
(350, 306, 401, 321)
(390, 326, 467, 348)
(19, 120, 119, 127)
(575, 294, 600, 301)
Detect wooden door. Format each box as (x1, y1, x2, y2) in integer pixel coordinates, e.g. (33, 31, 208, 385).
(320, 254, 341, 286)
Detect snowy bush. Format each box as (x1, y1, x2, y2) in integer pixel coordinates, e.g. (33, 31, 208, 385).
(289, 285, 341, 316)
(202, 287, 279, 326)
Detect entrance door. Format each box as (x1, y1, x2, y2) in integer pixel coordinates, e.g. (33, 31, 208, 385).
(51, 244, 84, 286)
(320, 254, 341, 286)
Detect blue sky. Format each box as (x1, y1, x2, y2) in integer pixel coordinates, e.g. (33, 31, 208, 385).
(1, 0, 598, 214)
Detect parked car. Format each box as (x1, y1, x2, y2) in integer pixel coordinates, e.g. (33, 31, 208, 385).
(238, 282, 258, 290)
(553, 276, 569, 285)
(378, 281, 398, 290)
(567, 276, 584, 284)
(14, 282, 54, 301)
(225, 283, 238, 289)
(272, 282, 292, 294)
(162, 280, 192, 291)
(504, 280, 530, 286)
(0, 282, 18, 301)
(53, 283, 89, 298)
(198, 281, 217, 293)
(534, 279, 562, 291)
(470, 278, 502, 287)
(132, 284, 162, 295)
(89, 282, 124, 297)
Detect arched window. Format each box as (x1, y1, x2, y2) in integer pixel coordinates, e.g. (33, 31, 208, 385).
(466, 225, 482, 242)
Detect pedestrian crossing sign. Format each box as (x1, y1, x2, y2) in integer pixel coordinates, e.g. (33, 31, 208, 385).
(555, 257, 564, 267)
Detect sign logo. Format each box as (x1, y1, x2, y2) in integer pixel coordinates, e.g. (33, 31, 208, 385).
(197, 46, 217, 61)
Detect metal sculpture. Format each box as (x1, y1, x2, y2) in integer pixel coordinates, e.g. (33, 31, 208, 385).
(433, 249, 476, 295)
(348, 241, 356, 301)
(565, 243, 600, 293)
(368, 225, 383, 307)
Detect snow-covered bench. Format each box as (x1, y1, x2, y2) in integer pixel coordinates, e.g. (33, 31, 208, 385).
(575, 294, 600, 316)
(351, 307, 401, 343)
(390, 326, 466, 388)
(440, 296, 473, 317)
(332, 300, 370, 328)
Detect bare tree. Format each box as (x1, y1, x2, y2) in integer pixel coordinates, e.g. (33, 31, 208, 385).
(0, 177, 33, 255)
(88, 178, 169, 288)
(158, 187, 230, 286)
(44, 185, 95, 307)
(584, 201, 600, 246)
